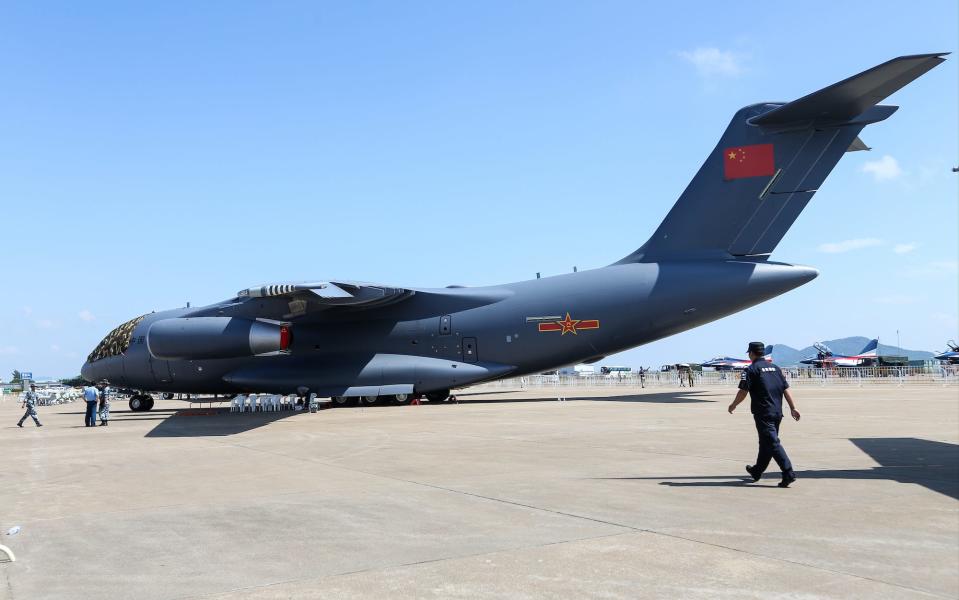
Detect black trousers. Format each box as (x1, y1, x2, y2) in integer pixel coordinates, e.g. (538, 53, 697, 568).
(84, 401, 98, 427)
(754, 416, 795, 478)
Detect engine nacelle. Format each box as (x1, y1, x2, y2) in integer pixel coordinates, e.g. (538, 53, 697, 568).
(147, 317, 291, 360)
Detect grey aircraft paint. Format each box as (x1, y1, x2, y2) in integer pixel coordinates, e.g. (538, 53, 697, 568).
(81, 54, 946, 408)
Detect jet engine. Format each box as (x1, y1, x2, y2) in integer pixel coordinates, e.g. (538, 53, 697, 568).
(147, 317, 291, 360)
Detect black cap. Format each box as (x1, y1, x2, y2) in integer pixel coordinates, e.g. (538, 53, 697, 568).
(747, 341, 766, 355)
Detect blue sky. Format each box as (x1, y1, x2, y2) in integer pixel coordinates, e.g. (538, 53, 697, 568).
(1, 1, 956, 379)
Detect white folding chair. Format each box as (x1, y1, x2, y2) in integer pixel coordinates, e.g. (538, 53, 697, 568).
(231, 395, 246, 412)
(246, 394, 258, 412)
(269, 394, 280, 412)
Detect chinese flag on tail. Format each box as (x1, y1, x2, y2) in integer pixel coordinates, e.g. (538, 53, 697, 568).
(723, 143, 775, 180)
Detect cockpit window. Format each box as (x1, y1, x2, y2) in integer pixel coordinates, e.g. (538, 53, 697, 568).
(87, 315, 147, 362)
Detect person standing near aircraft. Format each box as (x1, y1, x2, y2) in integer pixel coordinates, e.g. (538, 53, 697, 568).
(728, 342, 800, 488)
(97, 380, 111, 426)
(17, 384, 43, 428)
(82, 383, 100, 427)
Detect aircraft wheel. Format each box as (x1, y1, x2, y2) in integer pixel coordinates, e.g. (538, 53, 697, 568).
(129, 394, 151, 412)
(331, 396, 352, 407)
(391, 393, 410, 404)
(426, 390, 450, 403)
(359, 395, 378, 405)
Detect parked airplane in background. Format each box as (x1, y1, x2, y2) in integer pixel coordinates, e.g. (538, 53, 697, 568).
(79, 53, 946, 411)
(702, 345, 773, 370)
(935, 341, 959, 365)
(800, 339, 880, 367)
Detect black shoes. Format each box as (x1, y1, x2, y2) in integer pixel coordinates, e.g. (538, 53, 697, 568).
(17, 422, 23, 428)
(745, 465, 761, 482)
(778, 474, 797, 488)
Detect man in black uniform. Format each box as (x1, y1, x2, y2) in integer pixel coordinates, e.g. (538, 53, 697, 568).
(728, 342, 800, 488)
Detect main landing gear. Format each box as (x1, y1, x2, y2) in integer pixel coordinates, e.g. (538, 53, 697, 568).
(426, 389, 452, 403)
(327, 390, 453, 407)
(129, 394, 154, 412)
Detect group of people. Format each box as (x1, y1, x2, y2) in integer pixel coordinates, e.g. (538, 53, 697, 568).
(82, 380, 112, 426)
(18, 380, 113, 428)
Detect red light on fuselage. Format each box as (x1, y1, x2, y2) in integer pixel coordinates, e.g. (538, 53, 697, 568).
(280, 326, 291, 350)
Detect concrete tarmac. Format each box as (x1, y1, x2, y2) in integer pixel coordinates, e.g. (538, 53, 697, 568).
(1, 385, 957, 599)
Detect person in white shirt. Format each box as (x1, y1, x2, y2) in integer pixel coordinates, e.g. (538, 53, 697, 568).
(82, 384, 100, 427)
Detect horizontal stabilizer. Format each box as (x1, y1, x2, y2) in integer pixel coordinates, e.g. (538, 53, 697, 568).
(750, 53, 947, 127)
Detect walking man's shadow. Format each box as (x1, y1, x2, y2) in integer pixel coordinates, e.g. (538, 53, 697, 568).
(600, 438, 959, 499)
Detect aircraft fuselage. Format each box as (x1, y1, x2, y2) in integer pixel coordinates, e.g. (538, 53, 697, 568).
(82, 260, 815, 396)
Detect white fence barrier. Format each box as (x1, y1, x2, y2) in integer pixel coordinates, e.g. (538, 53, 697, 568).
(477, 366, 959, 390)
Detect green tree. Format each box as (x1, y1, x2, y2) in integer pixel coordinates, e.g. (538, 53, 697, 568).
(10, 370, 22, 384)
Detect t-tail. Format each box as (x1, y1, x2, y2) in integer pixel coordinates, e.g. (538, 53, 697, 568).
(616, 53, 947, 264)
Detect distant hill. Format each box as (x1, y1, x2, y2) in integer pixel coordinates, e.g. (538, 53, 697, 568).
(770, 336, 935, 366)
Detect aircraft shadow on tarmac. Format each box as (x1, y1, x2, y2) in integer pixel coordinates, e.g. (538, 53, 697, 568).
(140, 391, 713, 437)
(143, 407, 301, 437)
(458, 391, 714, 404)
(600, 438, 959, 500)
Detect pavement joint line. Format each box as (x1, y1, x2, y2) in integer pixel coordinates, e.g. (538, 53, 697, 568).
(172, 530, 639, 600)
(197, 436, 953, 598)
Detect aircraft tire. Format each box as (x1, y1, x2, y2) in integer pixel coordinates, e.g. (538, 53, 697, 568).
(391, 393, 410, 404)
(129, 394, 152, 412)
(359, 395, 378, 405)
(426, 390, 450, 403)
(331, 396, 352, 407)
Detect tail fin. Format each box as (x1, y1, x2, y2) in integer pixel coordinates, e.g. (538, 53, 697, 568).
(618, 53, 946, 263)
(860, 338, 879, 356)
(764, 344, 774, 358)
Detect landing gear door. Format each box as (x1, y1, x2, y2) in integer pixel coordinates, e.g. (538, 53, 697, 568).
(149, 357, 174, 385)
(462, 337, 478, 363)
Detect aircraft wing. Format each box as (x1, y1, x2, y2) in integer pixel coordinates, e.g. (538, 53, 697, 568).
(187, 280, 416, 320)
(238, 281, 414, 306)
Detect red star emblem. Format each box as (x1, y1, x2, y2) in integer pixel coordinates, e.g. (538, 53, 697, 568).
(536, 313, 600, 335)
(558, 313, 581, 335)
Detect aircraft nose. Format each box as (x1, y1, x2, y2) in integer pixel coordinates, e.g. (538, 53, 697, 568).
(81, 360, 95, 383)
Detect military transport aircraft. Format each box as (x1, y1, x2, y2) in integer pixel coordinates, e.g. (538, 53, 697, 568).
(800, 339, 880, 368)
(702, 345, 773, 371)
(81, 53, 946, 411)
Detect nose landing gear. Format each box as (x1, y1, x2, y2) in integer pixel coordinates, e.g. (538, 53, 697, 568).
(129, 394, 155, 412)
